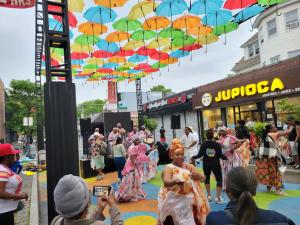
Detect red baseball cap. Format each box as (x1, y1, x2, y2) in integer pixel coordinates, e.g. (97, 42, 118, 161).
(0, 144, 21, 157)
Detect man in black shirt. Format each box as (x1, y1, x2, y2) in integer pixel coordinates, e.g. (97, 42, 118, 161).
(236, 120, 250, 140)
(192, 129, 227, 204)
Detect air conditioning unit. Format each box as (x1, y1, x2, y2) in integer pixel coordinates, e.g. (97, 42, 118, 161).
(287, 21, 299, 30)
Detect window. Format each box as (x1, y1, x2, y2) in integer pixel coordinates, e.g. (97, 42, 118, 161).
(248, 40, 260, 58)
(288, 49, 300, 58)
(270, 55, 280, 64)
(267, 18, 277, 37)
(285, 9, 299, 30)
(259, 26, 264, 43)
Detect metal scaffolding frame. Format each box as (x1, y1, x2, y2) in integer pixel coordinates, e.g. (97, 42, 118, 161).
(135, 78, 143, 127)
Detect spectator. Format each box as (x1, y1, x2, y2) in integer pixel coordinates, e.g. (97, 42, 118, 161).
(206, 167, 295, 225)
(10, 153, 22, 174)
(180, 126, 199, 163)
(0, 144, 28, 225)
(51, 174, 123, 225)
(236, 120, 250, 140)
(112, 137, 126, 182)
(159, 127, 166, 143)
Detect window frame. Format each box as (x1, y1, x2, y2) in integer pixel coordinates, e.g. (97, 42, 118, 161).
(267, 18, 277, 38)
(285, 9, 299, 30)
(270, 55, 280, 64)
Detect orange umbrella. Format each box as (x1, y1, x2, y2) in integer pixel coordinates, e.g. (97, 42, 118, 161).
(143, 16, 170, 30)
(187, 24, 213, 36)
(106, 31, 131, 42)
(94, 0, 128, 8)
(78, 22, 108, 35)
(160, 57, 178, 64)
(173, 15, 201, 30)
(108, 56, 126, 63)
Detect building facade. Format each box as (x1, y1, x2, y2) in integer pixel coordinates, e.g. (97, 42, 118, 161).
(0, 79, 5, 143)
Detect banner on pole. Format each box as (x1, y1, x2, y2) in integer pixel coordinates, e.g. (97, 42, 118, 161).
(108, 82, 117, 104)
(0, 0, 35, 9)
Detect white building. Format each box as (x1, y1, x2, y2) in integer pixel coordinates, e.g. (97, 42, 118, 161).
(232, 0, 300, 73)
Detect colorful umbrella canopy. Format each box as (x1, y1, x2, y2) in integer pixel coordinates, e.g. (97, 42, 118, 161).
(128, 1, 157, 19)
(170, 50, 190, 58)
(96, 39, 120, 53)
(136, 47, 157, 56)
(106, 31, 131, 42)
(160, 57, 178, 64)
(97, 68, 113, 73)
(147, 38, 170, 48)
(187, 24, 212, 35)
(94, 0, 128, 8)
(158, 27, 184, 38)
(224, 0, 257, 10)
(143, 16, 171, 30)
(86, 58, 104, 65)
(149, 51, 169, 60)
(213, 22, 238, 35)
(75, 34, 100, 45)
(202, 10, 233, 26)
(196, 33, 219, 45)
(128, 54, 148, 63)
(172, 35, 196, 47)
(108, 56, 127, 63)
(78, 22, 108, 35)
(123, 40, 144, 50)
(68, 0, 84, 12)
(84, 6, 117, 24)
(258, 0, 287, 6)
(152, 62, 168, 69)
(180, 43, 202, 51)
(189, 0, 223, 15)
(131, 30, 156, 41)
(71, 43, 94, 52)
(48, 5, 78, 27)
(83, 64, 100, 71)
(112, 18, 142, 31)
(134, 63, 152, 70)
(92, 50, 114, 58)
(103, 62, 119, 68)
(155, 0, 188, 18)
(233, 4, 265, 23)
(173, 15, 201, 30)
(115, 49, 135, 57)
(71, 52, 89, 60)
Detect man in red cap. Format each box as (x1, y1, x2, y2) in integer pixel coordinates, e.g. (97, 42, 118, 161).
(0, 144, 28, 225)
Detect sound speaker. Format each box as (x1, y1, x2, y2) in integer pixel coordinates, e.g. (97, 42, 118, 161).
(80, 118, 92, 136)
(171, 115, 181, 129)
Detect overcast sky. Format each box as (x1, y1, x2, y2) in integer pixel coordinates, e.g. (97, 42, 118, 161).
(0, 2, 256, 104)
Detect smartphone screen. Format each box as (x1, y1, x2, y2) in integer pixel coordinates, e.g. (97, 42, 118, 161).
(93, 186, 111, 197)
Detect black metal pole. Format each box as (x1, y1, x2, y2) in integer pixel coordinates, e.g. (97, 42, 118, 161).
(135, 78, 143, 128)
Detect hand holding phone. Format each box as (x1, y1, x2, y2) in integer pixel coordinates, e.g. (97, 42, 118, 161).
(93, 186, 112, 198)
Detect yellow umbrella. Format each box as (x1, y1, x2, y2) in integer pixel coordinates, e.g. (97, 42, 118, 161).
(87, 58, 104, 65)
(106, 31, 130, 42)
(143, 16, 170, 30)
(94, 0, 128, 7)
(71, 44, 94, 52)
(122, 62, 136, 67)
(147, 38, 170, 49)
(128, 1, 157, 20)
(160, 57, 178, 64)
(109, 56, 126, 63)
(173, 15, 201, 30)
(78, 22, 108, 35)
(161, 45, 180, 53)
(196, 33, 219, 45)
(187, 25, 213, 36)
(72, 64, 81, 69)
(123, 40, 144, 50)
(53, 0, 84, 12)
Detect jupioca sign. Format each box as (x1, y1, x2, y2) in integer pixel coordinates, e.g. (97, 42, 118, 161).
(0, 0, 35, 8)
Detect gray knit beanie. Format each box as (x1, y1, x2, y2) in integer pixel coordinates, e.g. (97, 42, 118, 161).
(54, 174, 90, 218)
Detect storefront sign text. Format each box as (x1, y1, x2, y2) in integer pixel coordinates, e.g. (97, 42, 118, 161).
(0, 0, 35, 8)
(146, 94, 188, 110)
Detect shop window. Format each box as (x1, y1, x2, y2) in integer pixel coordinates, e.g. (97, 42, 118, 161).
(248, 40, 260, 58)
(203, 109, 221, 130)
(267, 18, 277, 38)
(227, 107, 235, 128)
(270, 55, 280, 64)
(288, 49, 300, 58)
(285, 9, 299, 30)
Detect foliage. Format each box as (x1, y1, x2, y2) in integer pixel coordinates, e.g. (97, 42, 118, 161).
(253, 122, 268, 138)
(143, 116, 158, 132)
(276, 99, 300, 121)
(77, 99, 106, 118)
(150, 85, 172, 97)
(5, 79, 40, 136)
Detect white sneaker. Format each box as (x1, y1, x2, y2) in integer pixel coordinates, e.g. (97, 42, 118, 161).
(215, 197, 223, 204)
(207, 195, 212, 202)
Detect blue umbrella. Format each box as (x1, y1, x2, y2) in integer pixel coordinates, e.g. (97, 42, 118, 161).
(234, 5, 265, 23)
(103, 62, 119, 68)
(128, 54, 147, 63)
(84, 6, 117, 24)
(202, 10, 232, 26)
(155, 0, 188, 18)
(96, 39, 119, 53)
(49, 18, 62, 31)
(128, 69, 142, 74)
(170, 50, 190, 58)
(69, 29, 74, 39)
(72, 59, 84, 65)
(189, 0, 223, 15)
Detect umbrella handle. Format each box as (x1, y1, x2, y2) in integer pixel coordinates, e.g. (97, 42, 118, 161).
(276, 4, 282, 16)
(153, 0, 156, 12)
(188, 0, 192, 10)
(249, 19, 254, 32)
(223, 33, 227, 45)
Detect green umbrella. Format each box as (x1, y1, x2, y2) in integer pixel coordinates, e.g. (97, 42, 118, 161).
(112, 18, 142, 32)
(116, 66, 130, 71)
(83, 64, 100, 70)
(152, 62, 168, 69)
(172, 35, 195, 47)
(213, 22, 238, 35)
(131, 30, 156, 41)
(117, 77, 126, 81)
(158, 27, 184, 38)
(258, 0, 287, 5)
(51, 47, 64, 56)
(75, 34, 100, 45)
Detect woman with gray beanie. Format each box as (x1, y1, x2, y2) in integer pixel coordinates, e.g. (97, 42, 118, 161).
(51, 174, 123, 225)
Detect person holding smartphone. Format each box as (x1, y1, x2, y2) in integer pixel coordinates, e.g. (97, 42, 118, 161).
(51, 174, 123, 225)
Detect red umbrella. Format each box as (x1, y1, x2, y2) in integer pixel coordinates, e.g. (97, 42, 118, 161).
(115, 49, 135, 57)
(224, 0, 257, 10)
(76, 72, 93, 77)
(136, 47, 157, 56)
(92, 50, 114, 58)
(48, 5, 78, 28)
(144, 68, 159, 73)
(97, 68, 113, 73)
(149, 51, 169, 60)
(134, 63, 151, 70)
(71, 52, 89, 60)
(180, 44, 202, 52)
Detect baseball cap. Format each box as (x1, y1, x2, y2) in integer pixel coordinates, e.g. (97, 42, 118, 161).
(0, 144, 21, 157)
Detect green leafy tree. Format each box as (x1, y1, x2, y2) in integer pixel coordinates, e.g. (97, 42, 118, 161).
(276, 99, 300, 121)
(77, 99, 106, 118)
(150, 85, 172, 97)
(143, 116, 158, 132)
(5, 79, 40, 136)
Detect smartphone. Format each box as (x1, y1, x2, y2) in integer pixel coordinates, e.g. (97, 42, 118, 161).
(93, 186, 112, 198)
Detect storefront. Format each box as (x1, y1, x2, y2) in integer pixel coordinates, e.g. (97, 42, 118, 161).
(143, 89, 198, 143)
(192, 57, 300, 140)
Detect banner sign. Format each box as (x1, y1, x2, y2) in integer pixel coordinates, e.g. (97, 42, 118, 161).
(0, 0, 35, 8)
(108, 82, 117, 104)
